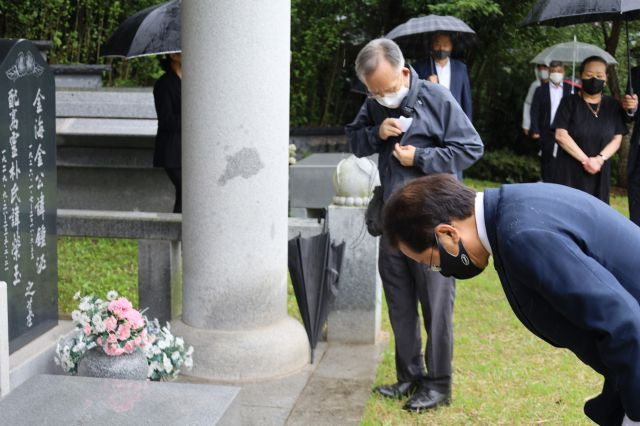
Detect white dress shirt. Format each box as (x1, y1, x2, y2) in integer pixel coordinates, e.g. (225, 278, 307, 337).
(436, 60, 452, 91)
(549, 82, 564, 125)
(475, 192, 492, 256)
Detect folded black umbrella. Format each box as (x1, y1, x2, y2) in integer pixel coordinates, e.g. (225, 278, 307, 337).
(288, 232, 345, 363)
(522, 0, 640, 94)
(385, 14, 477, 59)
(100, 0, 180, 59)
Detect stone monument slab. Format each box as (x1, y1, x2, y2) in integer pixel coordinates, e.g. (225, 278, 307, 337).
(0, 39, 57, 353)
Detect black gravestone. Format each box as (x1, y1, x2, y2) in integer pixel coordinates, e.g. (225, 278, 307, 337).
(0, 39, 57, 353)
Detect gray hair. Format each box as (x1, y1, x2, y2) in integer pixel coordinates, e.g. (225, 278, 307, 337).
(355, 38, 405, 82)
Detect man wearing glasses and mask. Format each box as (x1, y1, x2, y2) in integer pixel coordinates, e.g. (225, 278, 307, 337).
(345, 38, 483, 412)
(383, 174, 640, 426)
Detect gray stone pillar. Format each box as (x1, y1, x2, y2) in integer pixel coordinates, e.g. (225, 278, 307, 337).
(174, 0, 309, 380)
(327, 206, 382, 344)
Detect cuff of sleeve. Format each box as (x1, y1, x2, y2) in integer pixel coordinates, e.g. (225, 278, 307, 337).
(413, 147, 426, 169)
(627, 108, 638, 117)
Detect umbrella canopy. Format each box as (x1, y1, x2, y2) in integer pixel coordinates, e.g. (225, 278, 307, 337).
(385, 14, 476, 58)
(522, 0, 640, 94)
(522, 0, 640, 27)
(288, 232, 345, 363)
(531, 41, 618, 65)
(100, 0, 180, 59)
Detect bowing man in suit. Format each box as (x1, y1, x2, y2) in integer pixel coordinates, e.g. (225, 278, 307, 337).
(530, 61, 573, 182)
(383, 174, 640, 426)
(414, 32, 473, 121)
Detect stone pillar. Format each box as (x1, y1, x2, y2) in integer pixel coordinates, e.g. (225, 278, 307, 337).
(327, 206, 382, 344)
(175, 0, 309, 380)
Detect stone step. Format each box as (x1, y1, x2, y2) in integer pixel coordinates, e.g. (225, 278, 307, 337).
(0, 374, 241, 425)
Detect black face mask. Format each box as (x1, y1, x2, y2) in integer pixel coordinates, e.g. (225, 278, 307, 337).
(581, 77, 605, 95)
(436, 234, 484, 280)
(432, 50, 451, 60)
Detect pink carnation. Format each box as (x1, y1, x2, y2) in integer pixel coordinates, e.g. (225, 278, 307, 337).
(106, 333, 117, 344)
(104, 316, 117, 332)
(123, 340, 136, 353)
(108, 297, 132, 313)
(83, 324, 91, 335)
(97, 336, 103, 345)
(117, 323, 131, 341)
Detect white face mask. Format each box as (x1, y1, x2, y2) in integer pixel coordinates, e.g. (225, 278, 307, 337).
(374, 86, 409, 109)
(538, 69, 549, 80)
(549, 72, 564, 84)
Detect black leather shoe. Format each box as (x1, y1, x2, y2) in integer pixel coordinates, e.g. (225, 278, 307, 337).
(402, 387, 451, 412)
(374, 381, 418, 399)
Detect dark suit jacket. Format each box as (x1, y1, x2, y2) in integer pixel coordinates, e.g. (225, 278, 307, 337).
(153, 70, 181, 168)
(414, 57, 473, 121)
(627, 66, 640, 177)
(483, 182, 640, 425)
(529, 82, 573, 138)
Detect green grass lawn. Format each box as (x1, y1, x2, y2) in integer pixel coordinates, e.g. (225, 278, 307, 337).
(57, 180, 631, 424)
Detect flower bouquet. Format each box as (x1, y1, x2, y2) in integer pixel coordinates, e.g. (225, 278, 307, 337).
(56, 291, 193, 380)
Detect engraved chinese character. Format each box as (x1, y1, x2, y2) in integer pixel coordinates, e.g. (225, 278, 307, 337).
(35, 192, 45, 218)
(12, 263, 20, 286)
(8, 88, 19, 109)
(35, 224, 46, 248)
(9, 160, 20, 182)
(11, 232, 21, 262)
(9, 204, 20, 228)
(36, 253, 46, 274)
(34, 116, 44, 140)
(34, 144, 45, 166)
(32, 88, 44, 114)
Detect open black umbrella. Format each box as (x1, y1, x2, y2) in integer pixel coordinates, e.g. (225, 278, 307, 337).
(522, 0, 640, 94)
(288, 232, 345, 363)
(100, 0, 180, 59)
(385, 14, 476, 58)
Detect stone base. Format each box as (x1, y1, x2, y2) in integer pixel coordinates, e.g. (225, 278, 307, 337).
(172, 316, 310, 382)
(327, 205, 382, 345)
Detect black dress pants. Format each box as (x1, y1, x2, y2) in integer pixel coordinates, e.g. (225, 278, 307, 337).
(378, 235, 455, 393)
(165, 167, 182, 213)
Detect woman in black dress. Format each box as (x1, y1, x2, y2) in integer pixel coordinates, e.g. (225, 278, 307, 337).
(153, 53, 182, 213)
(553, 56, 628, 204)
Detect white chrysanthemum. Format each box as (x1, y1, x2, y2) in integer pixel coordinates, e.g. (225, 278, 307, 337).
(163, 354, 173, 373)
(175, 337, 184, 347)
(78, 300, 91, 311)
(73, 291, 81, 300)
(186, 346, 194, 356)
(80, 313, 90, 325)
(184, 357, 193, 368)
(158, 339, 169, 350)
(153, 346, 162, 355)
(71, 310, 81, 322)
(107, 290, 118, 301)
(171, 351, 181, 361)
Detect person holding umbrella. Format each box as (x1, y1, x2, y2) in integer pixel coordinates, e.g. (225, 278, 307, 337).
(382, 173, 640, 426)
(553, 56, 633, 203)
(413, 32, 473, 121)
(153, 53, 182, 213)
(346, 38, 483, 412)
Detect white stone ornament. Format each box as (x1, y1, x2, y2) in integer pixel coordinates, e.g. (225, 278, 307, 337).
(332, 155, 379, 206)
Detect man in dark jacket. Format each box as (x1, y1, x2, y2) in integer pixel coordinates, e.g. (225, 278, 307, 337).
(383, 174, 640, 426)
(413, 32, 473, 121)
(530, 61, 572, 182)
(345, 38, 483, 412)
